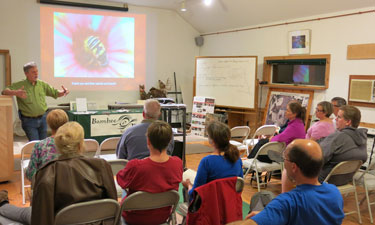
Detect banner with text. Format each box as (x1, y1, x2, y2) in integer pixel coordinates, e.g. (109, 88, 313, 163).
(91, 113, 143, 137)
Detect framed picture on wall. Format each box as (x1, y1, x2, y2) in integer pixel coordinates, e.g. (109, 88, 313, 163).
(263, 88, 314, 127)
(288, 30, 311, 55)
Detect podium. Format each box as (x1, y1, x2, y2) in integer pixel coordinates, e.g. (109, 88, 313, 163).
(0, 96, 14, 181)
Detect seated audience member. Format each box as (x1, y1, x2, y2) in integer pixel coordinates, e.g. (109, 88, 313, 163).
(228, 139, 345, 225)
(116, 121, 183, 225)
(182, 121, 243, 201)
(331, 97, 347, 129)
(248, 101, 306, 163)
(306, 101, 335, 141)
(0, 122, 117, 225)
(319, 105, 367, 185)
(270, 101, 306, 145)
(25, 109, 68, 181)
(116, 99, 174, 160)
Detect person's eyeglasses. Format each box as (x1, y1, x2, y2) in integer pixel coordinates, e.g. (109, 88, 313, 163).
(315, 108, 324, 113)
(333, 105, 340, 108)
(281, 154, 293, 163)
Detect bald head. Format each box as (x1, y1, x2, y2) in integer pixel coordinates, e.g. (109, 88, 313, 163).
(286, 139, 323, 178)
(144, 99, 161, 120)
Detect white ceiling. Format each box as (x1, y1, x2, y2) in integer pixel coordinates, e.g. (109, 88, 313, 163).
(104, 0, 375, 34)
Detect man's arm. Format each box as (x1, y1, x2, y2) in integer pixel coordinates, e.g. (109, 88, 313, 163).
(57, 85, 69, 97)
(116, 134, 128, 159)
(227, 219, 258, 225)
(2, 87, 27, 99)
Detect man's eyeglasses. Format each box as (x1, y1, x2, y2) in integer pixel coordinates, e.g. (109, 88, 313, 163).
(333, 105, 340, 108)
(281, 154, 293, 163)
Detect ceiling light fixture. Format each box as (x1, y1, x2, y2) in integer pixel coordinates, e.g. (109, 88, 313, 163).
(204, 0, 212, 6)
(181, 1, 187, 11)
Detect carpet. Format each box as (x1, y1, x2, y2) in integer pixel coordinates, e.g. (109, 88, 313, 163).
(175, 135, 214, 155)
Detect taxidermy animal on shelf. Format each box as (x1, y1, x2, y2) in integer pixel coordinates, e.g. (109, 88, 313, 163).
(139, 85, 150, 100)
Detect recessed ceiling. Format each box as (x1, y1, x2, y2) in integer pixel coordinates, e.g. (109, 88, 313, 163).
(101, 0, 375, 33)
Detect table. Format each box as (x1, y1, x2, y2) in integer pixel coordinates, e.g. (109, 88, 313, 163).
(68, 109, 143, 144)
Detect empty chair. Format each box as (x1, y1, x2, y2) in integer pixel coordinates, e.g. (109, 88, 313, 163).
(324, 160, 363, 224)
(107, 159, 128, 197)
(354, 161, 375, 223)
(244, 125, 277, 156)
(98, 137, 121, 161)
(54, 199, 120, 225)
(83, 139, 100, 158)
(120, 190, 180, 225)
(20, 140, 39, 205)
(230, 126, 250, 154)
(242, 141, 285, 192)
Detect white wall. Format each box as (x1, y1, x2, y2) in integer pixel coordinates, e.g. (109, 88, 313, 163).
(0, 0, 199, 109)
(199, 7, 375, 124)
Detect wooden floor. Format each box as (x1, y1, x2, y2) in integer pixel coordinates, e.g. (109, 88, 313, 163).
(0, 152, 373, 224)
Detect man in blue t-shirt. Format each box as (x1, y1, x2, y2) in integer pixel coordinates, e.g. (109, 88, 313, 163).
(229, 139, 344, 225)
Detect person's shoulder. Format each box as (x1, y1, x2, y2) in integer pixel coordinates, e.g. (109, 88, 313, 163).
(124, 122, 148, 133)
(126, 158, 145, 167)
(169, 156, 182, 163)
(320, 182, 342, 195)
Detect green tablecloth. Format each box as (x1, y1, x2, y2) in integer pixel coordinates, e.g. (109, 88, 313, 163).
(68, 109, 143, 144)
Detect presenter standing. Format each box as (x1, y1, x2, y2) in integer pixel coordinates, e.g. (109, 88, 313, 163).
(2, 62, 69, 141)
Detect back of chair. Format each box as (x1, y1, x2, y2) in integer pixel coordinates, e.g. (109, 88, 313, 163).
(121, 190, 179, 211)
(107, 159, 128, 176)
(235, 177, 245, 192)
(324, 160, 363, 183)
(253, 125, 277, 138)
(83, 139, 100, 157)
(54, 199, 120, 225)
(99, 137, 121, 153)
(230, 126, 250, 143)
(254, 141, 285, 158)
(21, 141, 39, 161)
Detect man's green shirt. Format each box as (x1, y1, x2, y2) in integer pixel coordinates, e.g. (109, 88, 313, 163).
(6, 79, 59, 117)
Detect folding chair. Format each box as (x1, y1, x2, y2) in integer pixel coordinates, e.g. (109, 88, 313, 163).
(98, 137, 121, 161)
(83, 139, 100, 158)
(54, 199, 120, 225)
(107, 159, 129, 198)
(244, 125, 277, 156)
(230, 126, 250, 154)
(324, 160, 363, 224)
(242, 141, 285, 192)
(120, 190, 180, 225)
(354, 161, 375, 223)
(177, 177, 244, 225)
(20, 140, 39, 205)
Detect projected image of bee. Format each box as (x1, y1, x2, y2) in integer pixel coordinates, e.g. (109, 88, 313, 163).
(84, 36, 108, 67)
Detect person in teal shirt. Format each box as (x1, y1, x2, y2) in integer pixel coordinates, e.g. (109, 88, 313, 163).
(2, 62, 69, 141)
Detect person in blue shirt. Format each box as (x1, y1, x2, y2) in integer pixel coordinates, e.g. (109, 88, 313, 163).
(228, 139, 344, 225)
(182, 121, 243, 201)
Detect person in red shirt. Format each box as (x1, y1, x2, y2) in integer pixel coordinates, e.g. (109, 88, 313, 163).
(116, 120, 183, 225)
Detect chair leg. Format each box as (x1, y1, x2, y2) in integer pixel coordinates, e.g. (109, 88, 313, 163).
(255, 169, 261, 192)
(21, 166, 26, 205)
(365, 184, 373, 224)
(354, 186, 362, 224)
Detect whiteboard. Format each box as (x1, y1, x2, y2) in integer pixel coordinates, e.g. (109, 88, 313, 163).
(195, 56, 257, 109)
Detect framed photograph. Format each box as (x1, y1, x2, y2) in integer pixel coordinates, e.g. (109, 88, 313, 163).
(263, 88, 314, 127)
(288, 30, 311, 55)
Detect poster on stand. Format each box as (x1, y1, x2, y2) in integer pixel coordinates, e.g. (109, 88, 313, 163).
(191, 96, 215, 136)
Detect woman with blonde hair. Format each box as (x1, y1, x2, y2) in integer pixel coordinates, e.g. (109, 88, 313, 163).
(182, 121, 243, 200)
(25, 109, 68, 180)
